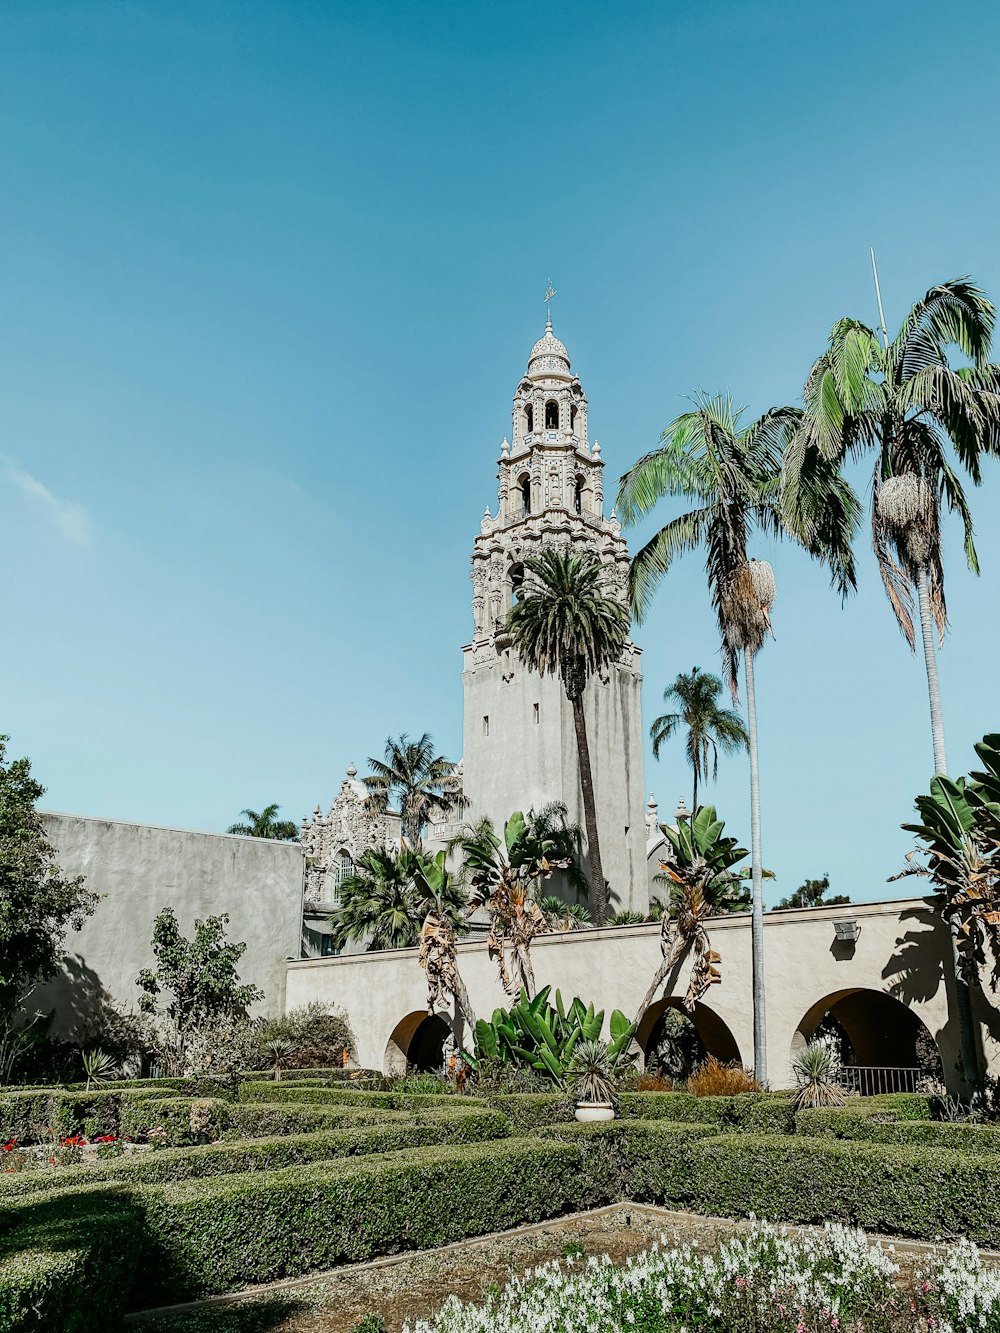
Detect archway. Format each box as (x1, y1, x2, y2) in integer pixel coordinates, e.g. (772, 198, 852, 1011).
(636, 997, 742, 1078)
(790, 988, 943, 1093)
(383, 1011, 451, 1075)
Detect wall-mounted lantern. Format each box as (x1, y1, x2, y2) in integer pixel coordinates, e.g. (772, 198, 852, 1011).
(833, 918, 861, 943)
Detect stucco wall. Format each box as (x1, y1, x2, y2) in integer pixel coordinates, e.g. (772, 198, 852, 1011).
(461, 652, 648, 915)
(36, 812, 304, 1033)
(285, 896, 1000, 1092)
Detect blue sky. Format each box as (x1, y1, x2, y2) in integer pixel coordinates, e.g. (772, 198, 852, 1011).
(3, 0, 999, 906)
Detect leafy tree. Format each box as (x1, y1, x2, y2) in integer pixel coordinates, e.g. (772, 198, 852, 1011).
(892, 732, 1000, 1088)
(774, 875, 850, 911)
(365, 734, 461, 848)
(786, 277, 1000, 777)
(506, 549, 630, 925)
(227, 803, 299, 841)
(618, 392, 857, 1079)
(328, 847, 468, 952)
(650, 666, 748, 812)
(635, 804, 751, 1030)
(459, 804, 583, 999)
(0, 735, 99, 1031)
(136, 907, 263, 1072)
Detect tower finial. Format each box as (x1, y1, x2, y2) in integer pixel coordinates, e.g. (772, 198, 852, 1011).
(544, 279, 556, 331)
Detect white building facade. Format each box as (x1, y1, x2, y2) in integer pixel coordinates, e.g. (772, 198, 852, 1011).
(461, 317, 649, 916)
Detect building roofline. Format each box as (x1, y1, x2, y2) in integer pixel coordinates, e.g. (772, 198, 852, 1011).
(40, 809, 305, 849)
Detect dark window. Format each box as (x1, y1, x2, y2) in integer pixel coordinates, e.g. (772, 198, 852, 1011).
(545, 400, 559, 429)
(570, 404, 578, 432)
(510, 562, 525, 603)
(574, 475, 584, 514)
(517, 473, 531, 514)
(524, 403, 534, 433)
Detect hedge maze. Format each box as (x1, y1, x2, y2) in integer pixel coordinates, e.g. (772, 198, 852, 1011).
(3, 1078, 1000, 1330)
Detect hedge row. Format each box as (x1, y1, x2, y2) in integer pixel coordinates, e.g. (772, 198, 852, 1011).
(7, 1124, 1000, 1327)
(0, 1110, 512, 1198)
(0, 1086, 192, 1144)
(797, 1106, 1000, 1151)
(0, 1136, 584, 1323)
(224, 1101, 407, 1138)
(237, 1082, 484, 1111)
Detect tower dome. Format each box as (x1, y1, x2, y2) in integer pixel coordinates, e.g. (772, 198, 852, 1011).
(527, 314, 571, 377)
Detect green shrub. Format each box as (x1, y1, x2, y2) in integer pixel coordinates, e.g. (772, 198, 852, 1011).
(224, 1102, 404, 1138)
(138, 1136, 582, 1299)
(617, 1091, 794, 1133)
(0, 1185, 142, 1331)
(690, 1133, 1000, 1245)
(119, 1097, 231, 1146)
(261, 1003, 355, 1068)
(541, 1118, 718, 1205)
(0, 1090, 55, 1143)
(796, 1107, 1000, 1151)
(482, 1093, 569, 1130)
(237, 1083, 478, 1111)
(0, 1111, 512, 1198)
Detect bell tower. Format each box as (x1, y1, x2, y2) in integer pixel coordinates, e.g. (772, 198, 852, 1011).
(460, 315, 648, 915)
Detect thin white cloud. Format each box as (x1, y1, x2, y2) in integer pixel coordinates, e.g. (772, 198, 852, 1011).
(2, 458, 92, 546)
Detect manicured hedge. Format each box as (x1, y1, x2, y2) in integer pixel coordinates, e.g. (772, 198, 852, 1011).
(689, 1133, 1000, 1245)
(796, 1107, 1000, 1152)
(119, 1096, 232, 1145)
(617, 1091, 795, 1134)
(0, 1111, 512, 1198)
(0, 1184, 140, 1332)
(237, 1083, 484, 1111)
(138, 1136, 582, 1299)
(224, 1101, 407, 1138)
(542, 1118, 719, 1205)
(0, 1086, 186, 1144)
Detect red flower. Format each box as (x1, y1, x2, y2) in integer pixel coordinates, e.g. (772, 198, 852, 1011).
(2, 1140, 17, 1152)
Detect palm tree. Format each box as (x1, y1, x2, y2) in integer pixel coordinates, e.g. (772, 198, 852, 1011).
(506, 549, 630, 925)
(785, 277, 1000, 777)
(413, 851, 477, 1034)
(364, 734, 461, 848)
(651, 667, 748, 812)
(328, 847, 422, 952)
(458, 805, 579, 999)
(227, 804, 299, 841)
(617, 392, 857, 1080)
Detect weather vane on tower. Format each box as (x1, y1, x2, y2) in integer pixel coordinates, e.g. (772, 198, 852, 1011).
(544, 280, 556, 327)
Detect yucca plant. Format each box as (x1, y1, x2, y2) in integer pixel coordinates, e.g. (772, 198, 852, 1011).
(609, 910, 646, 926)
(566, 1038, 619, 1105)
(791, 1041, 846, 1110)
(82, 1047, 118, 1092)
(264, 1035, 293, 1081)
(539, 897, 592, 931)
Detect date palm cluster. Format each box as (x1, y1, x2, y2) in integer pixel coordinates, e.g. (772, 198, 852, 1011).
(617, 276, 1000, 1087)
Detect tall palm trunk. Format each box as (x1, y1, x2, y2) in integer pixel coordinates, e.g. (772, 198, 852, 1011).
(917, 566, 980, 1090)
(744, 650, 767, 1083)
(570, 693, 608, 925)
(692, 765, 699, 816)
(916, 567, 947, 776)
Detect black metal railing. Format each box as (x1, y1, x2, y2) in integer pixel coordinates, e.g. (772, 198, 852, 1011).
(835, 1065, 923, 1096)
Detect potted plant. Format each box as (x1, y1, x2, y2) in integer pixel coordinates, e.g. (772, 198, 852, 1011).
(567, 1038, 619, 1122)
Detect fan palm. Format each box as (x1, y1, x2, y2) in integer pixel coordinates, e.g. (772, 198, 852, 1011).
(506, 549, 631, 925)
(327, 847, 424, 951)
(785, 276, 1000, 776)
(651, 667, 748, 812)
(618, 392, 858, 1079)
(364, 734, 461, 848)
(227, 804, 299, 841)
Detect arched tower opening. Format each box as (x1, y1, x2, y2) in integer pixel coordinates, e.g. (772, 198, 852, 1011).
(524, 403, 534, 435)
(545, 399, 559, 430)
(516, 472, 531, 516)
